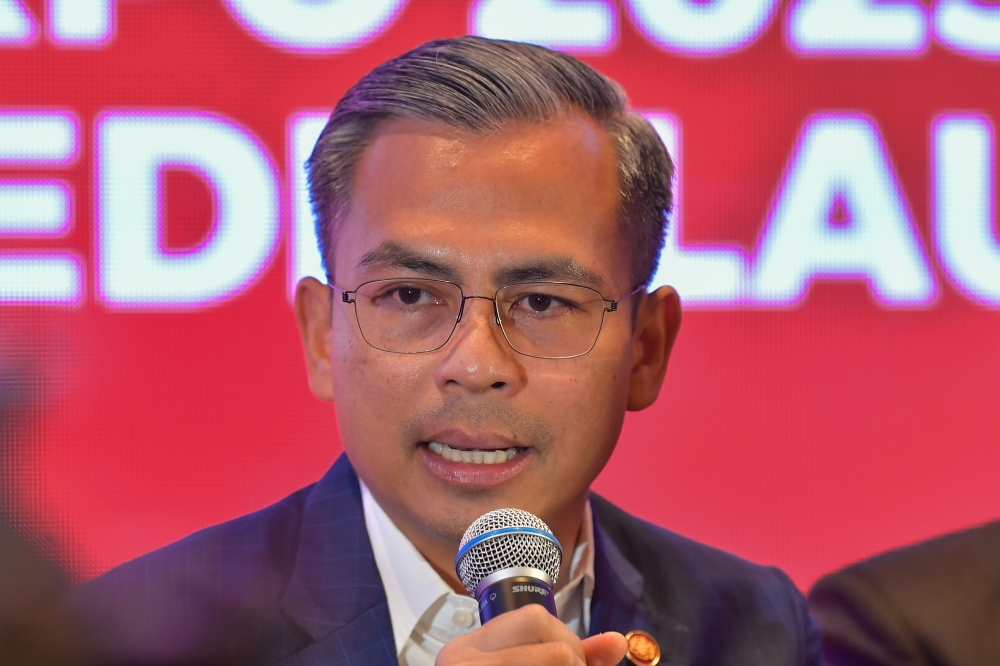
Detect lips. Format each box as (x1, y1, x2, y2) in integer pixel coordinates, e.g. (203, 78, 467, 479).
(420, 441, 531, 487)
(417, 427, 534, 487)
(427, 441, 521, 464)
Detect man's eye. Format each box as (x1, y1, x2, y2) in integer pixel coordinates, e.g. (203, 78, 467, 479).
(392, 287, 426, 305)
(516, 293, 576, 314)
(526, 293, 554, 312)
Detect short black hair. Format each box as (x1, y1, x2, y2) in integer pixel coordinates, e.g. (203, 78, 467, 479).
(307, 36, 674, 289)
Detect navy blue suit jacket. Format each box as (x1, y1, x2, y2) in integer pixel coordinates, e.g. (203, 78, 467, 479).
(74, 455, 820, 665)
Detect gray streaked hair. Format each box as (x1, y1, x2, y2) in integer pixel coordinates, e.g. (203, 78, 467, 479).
(307, 36, 673, 289)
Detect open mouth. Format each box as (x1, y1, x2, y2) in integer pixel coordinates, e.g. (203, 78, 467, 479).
(426, 441, 525, 464)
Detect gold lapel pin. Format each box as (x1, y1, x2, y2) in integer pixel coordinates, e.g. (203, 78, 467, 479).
(624, 629, 661, 666)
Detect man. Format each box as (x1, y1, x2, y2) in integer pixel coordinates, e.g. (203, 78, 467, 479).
(73, 37, 819, 665)
(808, 520, 1000, 666)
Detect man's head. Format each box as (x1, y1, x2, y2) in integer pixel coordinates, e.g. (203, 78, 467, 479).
(295, 37, 681, 585)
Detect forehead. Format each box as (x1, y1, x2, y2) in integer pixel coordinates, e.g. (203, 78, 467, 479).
(334, 114, 627, 289)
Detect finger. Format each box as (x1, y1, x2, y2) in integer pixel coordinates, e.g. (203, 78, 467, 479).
(582, 632, 629, 666)
(461, 605, 584, 657)
(484, 642, 586, 666)
(436, 638, 586, 666)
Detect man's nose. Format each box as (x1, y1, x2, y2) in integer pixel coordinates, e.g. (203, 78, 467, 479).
(434, 296, 523, 394)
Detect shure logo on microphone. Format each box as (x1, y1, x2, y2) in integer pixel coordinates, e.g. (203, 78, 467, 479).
(512, 585, 549, 596)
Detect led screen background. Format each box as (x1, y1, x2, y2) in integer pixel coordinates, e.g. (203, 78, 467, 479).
(1, 0, 998, 589)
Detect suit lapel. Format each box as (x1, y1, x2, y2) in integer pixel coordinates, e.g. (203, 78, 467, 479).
(274, 601, 396, 666)
(589, 499, 649, 637)
(589, 496, 693, 665)
(276, 455, 396, 666)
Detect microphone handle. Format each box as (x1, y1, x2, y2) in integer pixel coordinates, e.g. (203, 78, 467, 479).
(476, 574, 557, 623)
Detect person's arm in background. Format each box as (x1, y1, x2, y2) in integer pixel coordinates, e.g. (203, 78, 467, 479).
(807, 521, 1000, 666)
(809, 566, 926, 666)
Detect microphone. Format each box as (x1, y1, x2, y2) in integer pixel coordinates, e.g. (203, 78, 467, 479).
(454, 508, 563, 624)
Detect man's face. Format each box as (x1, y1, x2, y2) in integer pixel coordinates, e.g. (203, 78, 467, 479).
(299, 114, 668, 560)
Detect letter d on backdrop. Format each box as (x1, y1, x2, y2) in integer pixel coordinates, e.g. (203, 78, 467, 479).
(97, 112, 279, 309)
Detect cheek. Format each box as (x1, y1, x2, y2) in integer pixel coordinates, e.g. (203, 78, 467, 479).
(327, 323, 439, 500)
(335, 348, 427, 396)
(569, 336, 632, 450)
(531, 346, 631, 443)
(328, 314, 435, 437)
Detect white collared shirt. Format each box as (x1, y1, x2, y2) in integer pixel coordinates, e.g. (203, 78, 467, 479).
(361, 482, 595, 666)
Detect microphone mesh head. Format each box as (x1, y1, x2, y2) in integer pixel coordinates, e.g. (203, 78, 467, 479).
(455, 508, 562, 596)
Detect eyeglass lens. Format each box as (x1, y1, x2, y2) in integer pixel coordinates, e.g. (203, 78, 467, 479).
(350, 279, 608, 358)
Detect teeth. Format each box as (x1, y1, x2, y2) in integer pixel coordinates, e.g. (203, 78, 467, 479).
(427, 442, 521, 464)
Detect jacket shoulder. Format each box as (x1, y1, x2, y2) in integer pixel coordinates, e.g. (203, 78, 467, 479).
(593, 493, 798, 594)
(72, 484, 316, 664)
(592, 494, 820, 666)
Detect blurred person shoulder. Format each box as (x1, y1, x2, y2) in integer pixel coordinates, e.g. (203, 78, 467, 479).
(807, 519, 1000, 666)
(1, 520, 95, 665)
(591, 494, 821, 666)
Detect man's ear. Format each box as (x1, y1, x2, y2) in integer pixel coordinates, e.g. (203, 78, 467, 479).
(295, 277, 335, 402)
(627, 285, 681, 411)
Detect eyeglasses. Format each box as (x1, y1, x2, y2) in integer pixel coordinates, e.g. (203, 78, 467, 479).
(331, 278, 642, 359)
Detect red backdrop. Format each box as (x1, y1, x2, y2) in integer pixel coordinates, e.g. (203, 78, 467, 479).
(1, 0, 998, 589)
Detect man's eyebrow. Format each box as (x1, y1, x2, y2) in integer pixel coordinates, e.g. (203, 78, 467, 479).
(355, 241, 460, 281)
(494, 258, 606, 290)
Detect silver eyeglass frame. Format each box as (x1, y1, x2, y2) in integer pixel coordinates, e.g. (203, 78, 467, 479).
(329, 278, 643, 360)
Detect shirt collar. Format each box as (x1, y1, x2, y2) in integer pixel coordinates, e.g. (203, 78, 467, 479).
(361, 481, 454, 653)
(361, 482, 596, 656)
(570, 499, 596, 587)
(556, 499, 595, 626)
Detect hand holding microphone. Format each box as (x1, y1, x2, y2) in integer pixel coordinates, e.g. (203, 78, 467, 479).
(436, 509, 627, 666)
(435, 605, 627, 666)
